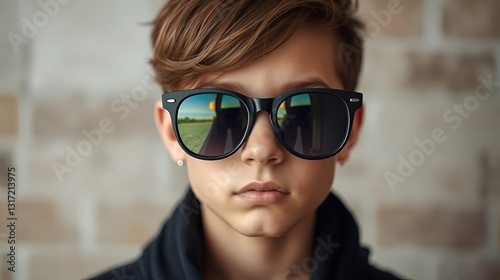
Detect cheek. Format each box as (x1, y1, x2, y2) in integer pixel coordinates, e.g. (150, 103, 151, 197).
(185, 158, 239, 204)
(291, 159, 336, 203)
(187, 161, 218, 204)
(298, 158, 335, 184)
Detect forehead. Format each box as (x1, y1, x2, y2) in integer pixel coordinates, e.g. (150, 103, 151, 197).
(191, 25, 343, 98)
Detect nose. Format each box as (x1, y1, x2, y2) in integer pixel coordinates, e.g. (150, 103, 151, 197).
(240, 112, 284, 165)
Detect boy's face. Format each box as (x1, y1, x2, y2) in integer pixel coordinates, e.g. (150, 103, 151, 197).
(156, 25, 362, 237)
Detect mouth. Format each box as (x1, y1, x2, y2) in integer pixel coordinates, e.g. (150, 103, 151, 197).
(235, 182, 290, 204)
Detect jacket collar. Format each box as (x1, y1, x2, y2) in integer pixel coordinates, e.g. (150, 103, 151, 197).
(139, 187, 368, 280)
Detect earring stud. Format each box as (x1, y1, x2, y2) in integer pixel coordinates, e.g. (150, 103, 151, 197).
(177, 160, 184, 167)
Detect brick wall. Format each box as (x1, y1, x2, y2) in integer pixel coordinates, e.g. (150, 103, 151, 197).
(0, 0, 499, 279)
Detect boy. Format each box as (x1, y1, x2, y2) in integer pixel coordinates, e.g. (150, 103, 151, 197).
(89, 0, 403, 279)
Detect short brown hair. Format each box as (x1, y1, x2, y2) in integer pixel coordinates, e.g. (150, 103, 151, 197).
(150, 0, 363, 91)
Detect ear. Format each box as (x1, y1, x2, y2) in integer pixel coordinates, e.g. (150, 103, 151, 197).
(337, 107, 364, 163)
(154, 100, 186, 163)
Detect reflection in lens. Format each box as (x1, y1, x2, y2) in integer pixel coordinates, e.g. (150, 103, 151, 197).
(277, 93, 348, 157)
(178, 94, 247, 157)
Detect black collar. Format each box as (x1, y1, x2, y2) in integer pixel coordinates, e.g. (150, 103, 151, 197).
(130, 188, 402, 280)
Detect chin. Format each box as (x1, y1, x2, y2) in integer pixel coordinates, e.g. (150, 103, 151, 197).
(232, 214, 294, 238)
(236, 227, 290, 238)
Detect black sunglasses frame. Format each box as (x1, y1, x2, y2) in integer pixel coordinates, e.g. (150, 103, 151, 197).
(162, 88, 363, 160)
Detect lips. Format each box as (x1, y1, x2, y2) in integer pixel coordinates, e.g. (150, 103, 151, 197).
(235, 182, 290, 204)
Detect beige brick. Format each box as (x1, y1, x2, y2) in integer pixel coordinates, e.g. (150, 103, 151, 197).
(27, 134, 158, 196)
(358, 0, 423, 37)
(26, 139, 66, 185)
(350, 95, 483, 195)
(464, 100, 500, 195)
(377, 205, 486, 247)
(102, 96, 158, 139)
(369, 251, 423, 280)
(438, 257, 500, 280)
(0, 1, 22, 92)
(0, 95, 18, 136)
(405, 52, 494, 92)
(29, 253, 140, 280)
(362, 51, 495, 93)
(0, 256, 13, 280)
(33, 95, 101, 138)
(444, 0, 500, 38)
(365, 95, 451, 151)
(0, 151, 13, 187)
(333, 150, 372, 197)
(97, 200, 173, 245)
(485, 153, 500, 194)
(0, 200, 74, 243)
(33, 94, 158, 139)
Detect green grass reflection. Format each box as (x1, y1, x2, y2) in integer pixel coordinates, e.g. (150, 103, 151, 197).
(178, 120, 212, 153)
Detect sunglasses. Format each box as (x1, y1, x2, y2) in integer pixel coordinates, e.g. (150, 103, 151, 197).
(162, 88, 362, 160)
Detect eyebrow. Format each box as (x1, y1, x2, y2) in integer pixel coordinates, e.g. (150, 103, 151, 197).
(197, 80, 246, 93)
(197, 77, 331, 94)
(280, 78, 331, 92)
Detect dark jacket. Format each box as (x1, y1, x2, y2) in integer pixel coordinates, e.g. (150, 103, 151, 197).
(88, 188, 405, 280)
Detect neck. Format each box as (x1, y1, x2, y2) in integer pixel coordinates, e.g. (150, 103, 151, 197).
(201, 205, 316, 280)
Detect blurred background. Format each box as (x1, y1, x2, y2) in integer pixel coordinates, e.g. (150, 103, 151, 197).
(0, 0, 499, 279)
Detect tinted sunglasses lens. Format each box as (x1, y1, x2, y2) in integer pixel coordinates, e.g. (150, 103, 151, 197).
(277, 93, 348, 157)
(177, 94, 248, 157)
